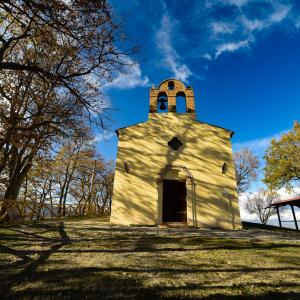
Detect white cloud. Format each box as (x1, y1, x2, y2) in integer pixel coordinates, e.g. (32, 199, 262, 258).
(152, 1, 298, 78)
(94, 130, 115, 143)
(269, 3, 291, 23)
(102, 57, 150, 90)
(227, 0, 249, 7)
(233, 129, 288, 157)
(204, 1, 293, 59)
(211, 21, 236, 34)
(206, 0, 249, 9)
(155, 14, 192, 82)
(241, 17, 265, 31)
(155, 0, 296, 76)
(240, 3, 291, 33)
(296, 17, 300, 29)
(202, 53, 212, 60)
(215, 38, 251, 58)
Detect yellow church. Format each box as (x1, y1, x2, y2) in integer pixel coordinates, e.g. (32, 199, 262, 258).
(110, 79, 241, 229)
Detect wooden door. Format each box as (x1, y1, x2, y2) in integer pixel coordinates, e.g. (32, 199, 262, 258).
(163, 180, 187, 222)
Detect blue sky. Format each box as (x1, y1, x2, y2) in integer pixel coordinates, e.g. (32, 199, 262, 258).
(98, 0, 300, 187)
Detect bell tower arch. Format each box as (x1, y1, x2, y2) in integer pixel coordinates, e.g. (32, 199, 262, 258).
(149, 79, 195, 117)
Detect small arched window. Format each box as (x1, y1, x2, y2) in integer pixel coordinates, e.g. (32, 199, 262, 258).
(157, 92, 168, 112)
(222, 162, 228, 174)
(168, 81, 174, 90)
(124, 161, 130, 173)
(176, 91, 186, 113)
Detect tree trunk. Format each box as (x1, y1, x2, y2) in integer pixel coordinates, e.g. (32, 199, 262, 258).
(1, 176, 23, 222)
(49, 179, 54, 219)
(1, 148, 35, 222)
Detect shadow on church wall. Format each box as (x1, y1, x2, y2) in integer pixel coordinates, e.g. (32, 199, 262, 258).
(111, 112, 240, 229)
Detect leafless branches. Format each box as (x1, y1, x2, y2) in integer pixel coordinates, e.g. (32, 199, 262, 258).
(234, 148, 260, 194)
(244, 189, 279, 225)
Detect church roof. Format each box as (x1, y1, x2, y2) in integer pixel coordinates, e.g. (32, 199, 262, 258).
(115, 119, 234, 137)
(194, 120, 235, 137)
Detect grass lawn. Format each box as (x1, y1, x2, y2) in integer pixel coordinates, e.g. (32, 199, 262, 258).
(0, 217, 300, 299)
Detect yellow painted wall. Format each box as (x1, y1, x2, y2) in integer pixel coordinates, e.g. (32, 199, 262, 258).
(110, 112, 241, 229)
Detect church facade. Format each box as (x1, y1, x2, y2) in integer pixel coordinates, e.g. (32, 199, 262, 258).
(110, 79, 241, 229)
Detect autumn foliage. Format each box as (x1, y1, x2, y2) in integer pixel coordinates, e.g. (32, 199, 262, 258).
(264, 121, 300, 191)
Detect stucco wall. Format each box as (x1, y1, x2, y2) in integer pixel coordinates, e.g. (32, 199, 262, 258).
(110, 113, 241, 229)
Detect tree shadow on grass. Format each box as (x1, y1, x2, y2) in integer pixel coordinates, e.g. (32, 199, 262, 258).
(199, 292, 300, 300)
(1, 222, 300, 299)
(1, 222, 69, 297)
(3, 267, 300, 300)
(5, 269, 159, 300)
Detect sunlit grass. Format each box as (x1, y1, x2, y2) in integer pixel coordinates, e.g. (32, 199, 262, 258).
(0, 218, 300, 299)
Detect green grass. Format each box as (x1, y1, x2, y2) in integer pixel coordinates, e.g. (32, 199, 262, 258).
(0, 218, 300, 299)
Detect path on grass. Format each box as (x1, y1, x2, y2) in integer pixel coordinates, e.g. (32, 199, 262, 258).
(69, 219, 300, 242)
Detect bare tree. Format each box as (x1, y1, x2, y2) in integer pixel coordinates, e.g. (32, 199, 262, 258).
(12, 140, 114, 221)
(68, 147, 113, 216)
(234, 148, 260, 194)
(0, 69, 91, 217)
(245, 189, 279, 225)
(0, 1, 135, 220)
(0, 0, 135, 100)
(52, 140, 93, 217)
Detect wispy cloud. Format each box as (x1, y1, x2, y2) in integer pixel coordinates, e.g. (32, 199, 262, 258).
(102, 57, 150, 90)
(270, 3, 291, 23)
(151, 0, 299, 78)
(296, 16, 300, 29)
(155, 13, 193, 82)
(226, 0, 249, 7)
(202, 53, 212, 61)
(206, 0, 249, 9)
(215, 38, 252, 58)
(94, 130, 115, 143)
(241, 17, 265, 32)
(150, 0, 299, 79)
(211, 21, 236, 35)
(233, 129, 288, 157)
(206, 1, 293, 59)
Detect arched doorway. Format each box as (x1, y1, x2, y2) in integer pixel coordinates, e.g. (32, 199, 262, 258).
(157, 164, 196, 226)
(163, 179, 187, 222)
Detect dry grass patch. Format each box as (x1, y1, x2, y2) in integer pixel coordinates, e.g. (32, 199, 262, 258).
(0, 218, 300, 299)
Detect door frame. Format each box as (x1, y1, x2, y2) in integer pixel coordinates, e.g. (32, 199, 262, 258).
(156, 164, 197, 227)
